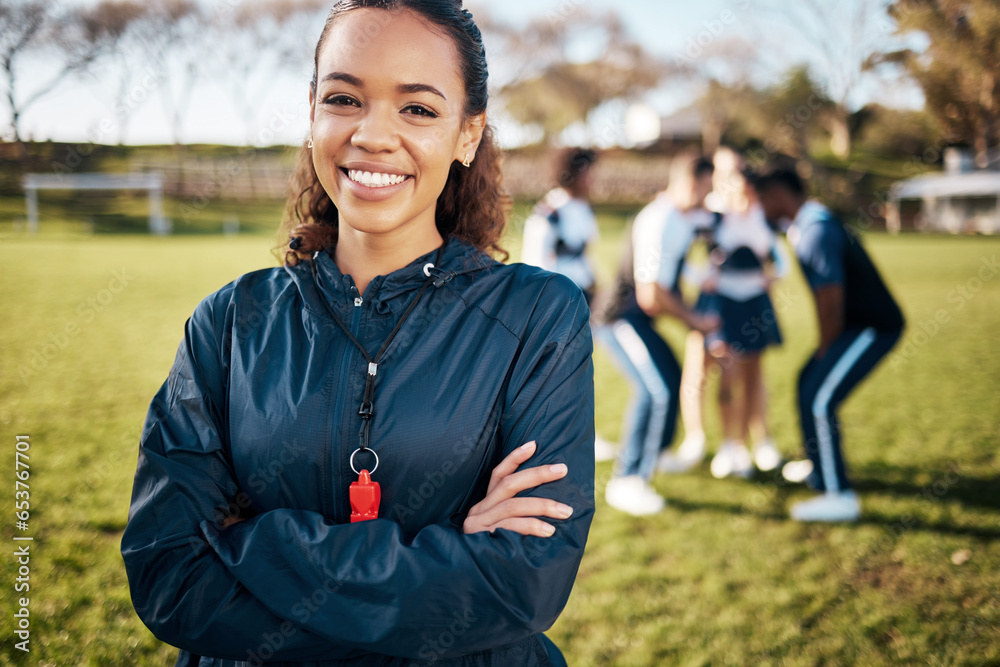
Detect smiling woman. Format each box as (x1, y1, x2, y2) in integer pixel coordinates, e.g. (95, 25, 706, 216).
(121, 1, 595, 666)
(282, 0, 508, 290)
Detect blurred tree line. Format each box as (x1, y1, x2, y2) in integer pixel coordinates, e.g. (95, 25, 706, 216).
(1, 0, 997, 176)
(690, 1, 998, 169)
(0, 0, 669, 150)
(1, 0, 328, 149)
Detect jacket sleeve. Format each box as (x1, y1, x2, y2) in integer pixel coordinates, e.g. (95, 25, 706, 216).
(121, 287, 361, 662)
(197, 274, 596, 661)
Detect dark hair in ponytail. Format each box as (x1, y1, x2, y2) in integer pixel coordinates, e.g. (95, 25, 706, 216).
(279, 0, 508, 265)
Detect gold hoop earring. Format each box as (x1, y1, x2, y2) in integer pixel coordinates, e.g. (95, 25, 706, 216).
(308, 137, 314, 149)
(463, 153, 472, 168)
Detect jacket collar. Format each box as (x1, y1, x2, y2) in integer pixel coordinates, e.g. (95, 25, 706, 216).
(288, 236, 494, 315)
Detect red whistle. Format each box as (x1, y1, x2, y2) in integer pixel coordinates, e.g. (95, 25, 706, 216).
(350, 469, 381, 522)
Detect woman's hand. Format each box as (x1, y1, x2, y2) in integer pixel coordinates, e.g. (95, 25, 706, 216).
(463, 441, 573, 537)
(690, 312, 721, 335)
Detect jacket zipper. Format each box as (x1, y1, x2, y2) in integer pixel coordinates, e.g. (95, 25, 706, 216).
(330, 284, 364, 522)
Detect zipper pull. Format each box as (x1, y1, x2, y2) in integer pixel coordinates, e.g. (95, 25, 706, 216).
(351, 285, 363, 307)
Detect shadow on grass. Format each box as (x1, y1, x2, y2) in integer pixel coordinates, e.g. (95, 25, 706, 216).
(664, 493, 1000, 540)
(851, 464, 1000, 512)
(855, 511, 1000, 541)
(659, 467, 1000, 541)
(660, 494, 789, 523)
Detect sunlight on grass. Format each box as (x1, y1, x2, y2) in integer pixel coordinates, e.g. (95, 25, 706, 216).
(1, 229, 997, 665)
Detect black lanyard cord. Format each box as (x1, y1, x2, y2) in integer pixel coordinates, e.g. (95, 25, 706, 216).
(308, 242, 450, 453)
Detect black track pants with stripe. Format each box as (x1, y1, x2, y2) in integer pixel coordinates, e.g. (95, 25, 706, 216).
(797, 326, 902, 492)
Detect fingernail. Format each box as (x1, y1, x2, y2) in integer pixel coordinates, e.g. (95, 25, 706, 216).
(557, 504, 573, 518)
(542, 524, 556, 536)
(521, 441, 536, 450)
(550, 463, 567, 475)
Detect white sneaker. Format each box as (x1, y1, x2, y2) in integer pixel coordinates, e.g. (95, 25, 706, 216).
(594, 435, 617, 462)
(790, 490, 860, 522)
(782, 459, 815, 484)
(657, 433, 705, 473)
(752, 440, 782, 472)
(605, 475, 666, 516)
(710, 441, 754, 479)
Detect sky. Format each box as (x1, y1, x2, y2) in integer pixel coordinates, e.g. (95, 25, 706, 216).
(6, 0, 921, 147)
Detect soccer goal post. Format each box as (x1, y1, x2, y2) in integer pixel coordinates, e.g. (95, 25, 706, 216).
(21, 172, 169, 235)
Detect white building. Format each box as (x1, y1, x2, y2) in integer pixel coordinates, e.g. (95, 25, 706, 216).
(888, 148, 1000, 235)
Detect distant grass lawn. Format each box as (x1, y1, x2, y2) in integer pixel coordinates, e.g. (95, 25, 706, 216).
(1, 227, 998, 665)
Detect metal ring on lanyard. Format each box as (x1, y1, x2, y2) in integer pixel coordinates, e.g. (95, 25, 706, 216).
(350, 447, 379, 475)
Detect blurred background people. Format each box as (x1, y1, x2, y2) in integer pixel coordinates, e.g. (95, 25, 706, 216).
(521, 147, 617, 461)
(664, 148, 787, 477)
(522, 147, 600, 303)
(595, 151, 719, 516)
(755, 168, 905, 522)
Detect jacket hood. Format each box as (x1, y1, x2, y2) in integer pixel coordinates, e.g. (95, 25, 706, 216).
(286, 236, 497, 315)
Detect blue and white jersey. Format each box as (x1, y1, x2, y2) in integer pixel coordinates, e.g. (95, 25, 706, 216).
(521, 188, 599, 291)
(788, 201, 844, 289)
(790, 200, 904, 332)
(632, 193, 714, 293)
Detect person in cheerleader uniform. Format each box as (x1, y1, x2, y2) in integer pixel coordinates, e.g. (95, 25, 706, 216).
(521, 148, 617, 462)
(662, 149, 787, 477)
(521, 147, 600, 304)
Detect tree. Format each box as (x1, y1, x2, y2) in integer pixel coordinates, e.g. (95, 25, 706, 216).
(683, 34, 773, 153)
(875, 0, 1000, 168)
(0, 1, 107, 148)
(698, 78, 768, 154)
(0, 0, 45, 144)
(771, 0, 896, 159)
(498, 8, 665, 145)
(853, 104, 941, 157)
(76, 0, 154, 145)
(697, 66, 836, 161)
(142, 0, 206, 146)
(204, 0, 326, 144)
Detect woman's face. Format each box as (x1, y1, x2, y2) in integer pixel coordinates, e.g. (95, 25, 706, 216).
(310, 9, 483, 241)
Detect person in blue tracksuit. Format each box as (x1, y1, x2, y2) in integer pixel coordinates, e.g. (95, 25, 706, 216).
(594, 152, 719, 516)
(755, 168, 904, 522)
(121, 3, 595, 665)
(689, 157, 788, 480)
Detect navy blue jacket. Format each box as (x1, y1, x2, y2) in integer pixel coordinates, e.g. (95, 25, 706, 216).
(121, 239, 596, 666)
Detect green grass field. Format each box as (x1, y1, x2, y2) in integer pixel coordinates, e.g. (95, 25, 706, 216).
(1, 224, 998, 665)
